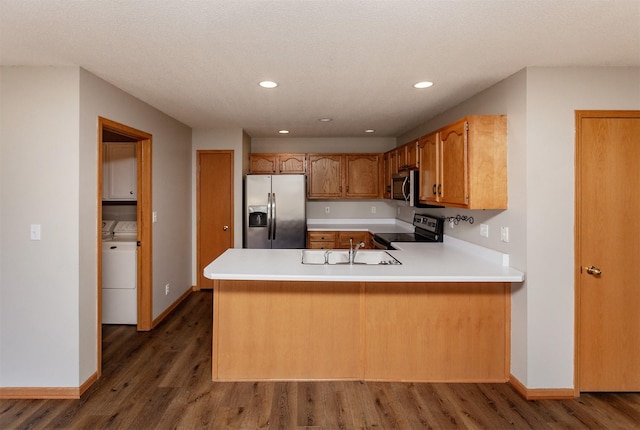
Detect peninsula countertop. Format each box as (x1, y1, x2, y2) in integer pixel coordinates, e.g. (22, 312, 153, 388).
(204, 236, 525, 283)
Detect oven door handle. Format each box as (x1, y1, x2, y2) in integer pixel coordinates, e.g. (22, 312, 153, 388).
(372, 237, 391, 250)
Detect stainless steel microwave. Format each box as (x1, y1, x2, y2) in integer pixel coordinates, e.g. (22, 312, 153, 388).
(392, 170, 418, 205)
(392, 170, 440, 208)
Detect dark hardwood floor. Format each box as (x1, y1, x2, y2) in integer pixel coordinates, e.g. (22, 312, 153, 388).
(1, 290, 639, 429)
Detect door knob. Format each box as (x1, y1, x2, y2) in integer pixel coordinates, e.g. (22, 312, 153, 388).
(585, 265, 602, 276)
(223, 226, 229, 231)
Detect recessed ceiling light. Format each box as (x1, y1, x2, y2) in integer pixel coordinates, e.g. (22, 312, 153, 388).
(278, 130, 290, 134)
(259, 81, 278, 88)
(413, 81, 434, 89)
(318, 118, 332, 122)
(364, 129, 375, 133)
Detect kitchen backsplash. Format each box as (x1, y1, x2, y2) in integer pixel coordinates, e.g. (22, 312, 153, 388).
(306, 200, 396, 219)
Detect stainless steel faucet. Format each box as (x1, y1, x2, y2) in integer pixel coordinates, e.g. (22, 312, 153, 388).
(349, 238, 366, 264)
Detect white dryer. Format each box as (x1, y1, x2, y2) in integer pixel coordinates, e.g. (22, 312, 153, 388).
(102, 221, 137, 324)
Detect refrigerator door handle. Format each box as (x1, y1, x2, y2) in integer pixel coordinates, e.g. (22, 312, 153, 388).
(267, 192, 272, 240)
(272, 193, 277, 240)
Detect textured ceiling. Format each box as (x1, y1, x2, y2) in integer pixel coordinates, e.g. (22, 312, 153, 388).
(1, 0, 639, 138)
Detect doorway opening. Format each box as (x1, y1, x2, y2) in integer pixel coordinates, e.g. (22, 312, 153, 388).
(97, 117, 153, 377)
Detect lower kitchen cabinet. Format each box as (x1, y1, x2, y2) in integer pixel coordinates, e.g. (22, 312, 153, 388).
(307, 231, 337, 249)
(308, 230, 372, 249)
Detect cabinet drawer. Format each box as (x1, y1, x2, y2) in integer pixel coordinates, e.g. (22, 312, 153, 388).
(308, 241, 336, 250)
(308, 232, 336, 242)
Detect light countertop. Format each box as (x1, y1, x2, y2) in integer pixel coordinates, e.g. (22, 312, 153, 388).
(204, 236, 525, 283)
(306, 218, 414, 234)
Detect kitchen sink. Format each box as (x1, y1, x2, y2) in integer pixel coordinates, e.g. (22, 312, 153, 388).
(301, 249, 401, 265)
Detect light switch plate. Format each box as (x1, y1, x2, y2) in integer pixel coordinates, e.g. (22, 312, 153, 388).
(30, 224, 41, 240)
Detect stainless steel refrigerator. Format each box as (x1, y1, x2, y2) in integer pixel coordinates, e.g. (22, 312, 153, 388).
(244, 174, 306, 248)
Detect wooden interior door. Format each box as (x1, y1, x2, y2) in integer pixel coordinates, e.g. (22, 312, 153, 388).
(576, 111, 640, 392)
(197, 150, 233, 289)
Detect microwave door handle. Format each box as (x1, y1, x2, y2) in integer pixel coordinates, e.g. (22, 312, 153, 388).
(271, 193, 276, 240)
(402, 177, 410, 201)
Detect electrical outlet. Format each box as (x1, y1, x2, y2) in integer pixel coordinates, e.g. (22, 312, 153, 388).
(480, 224, 489, 238)
(325, 206, 330, 214)
(152, 211, 158, 223)
(165, 283, 170, 295)
(501, 226, 510, 242)
(371, 206, 376, 214)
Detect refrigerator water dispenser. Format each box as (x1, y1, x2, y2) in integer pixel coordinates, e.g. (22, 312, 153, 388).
(248, 206, 268, 227)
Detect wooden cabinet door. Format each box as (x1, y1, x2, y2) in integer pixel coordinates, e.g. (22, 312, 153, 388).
(307, 154, 343, 198)
(345, 154, 381, 198)
(383, 151, 392, 199)
(439, 120, 468, 206)
(249, 153, 277, 174)
(278, 153, 306, 173)
(418, 133, 438, 204)
(405, 140, 419, 170)
(337, 231, 369, 249)
(389, 149, 399, 177)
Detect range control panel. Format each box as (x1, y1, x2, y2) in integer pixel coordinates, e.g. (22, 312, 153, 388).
(413, 214, 443, 234)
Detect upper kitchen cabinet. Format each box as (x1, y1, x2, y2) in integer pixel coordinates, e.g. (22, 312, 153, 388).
(389, 148, 399, 177)
(344, 154, 381, 198)
(307, 154, 343, 198)
(307, 153, 382, 199)
(419, 115, 507, 209)
(399, 139, 419, 170)
(418, 132, 438, 203)
(382, 151, 392, 199)
(103, 142, 136, 201)
(249, 153, 306, 174)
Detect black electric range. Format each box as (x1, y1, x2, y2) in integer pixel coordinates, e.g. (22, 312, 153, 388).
(372, 214, 444, 249)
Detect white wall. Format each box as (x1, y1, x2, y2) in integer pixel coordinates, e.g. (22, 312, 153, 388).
(0, 66, 192, 389)
(79, 69, 192, 333)
(191, 128, 246, 285)
(523, 67, 639, 388)
(1, 67, 81, 387)
(398, 66, 640, 389)
(251, 136, 394, 154)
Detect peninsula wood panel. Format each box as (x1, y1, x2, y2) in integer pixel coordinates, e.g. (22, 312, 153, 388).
(213, 279, 510, 382)
(364, 282, 510, 382)
(214, 280, 362, 380)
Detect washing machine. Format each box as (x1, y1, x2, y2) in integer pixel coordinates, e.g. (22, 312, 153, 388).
(102, 221, 137, 324)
